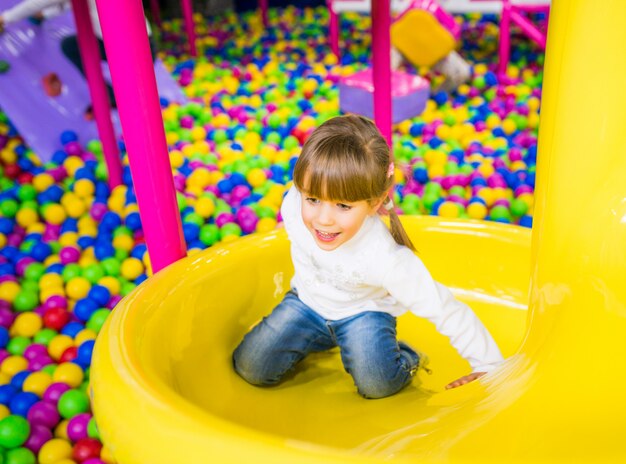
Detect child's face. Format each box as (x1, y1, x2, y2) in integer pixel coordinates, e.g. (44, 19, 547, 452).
(300, 194, 381, 251)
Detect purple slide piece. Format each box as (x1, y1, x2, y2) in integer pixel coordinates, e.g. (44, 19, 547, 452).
(0, 5, 185, 162)
(339, 68, 430, 124)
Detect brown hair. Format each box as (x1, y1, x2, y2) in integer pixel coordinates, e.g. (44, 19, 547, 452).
(293, 114, 415, 251)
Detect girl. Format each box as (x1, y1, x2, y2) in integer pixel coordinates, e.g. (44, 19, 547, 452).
(233, 114, 503, 399)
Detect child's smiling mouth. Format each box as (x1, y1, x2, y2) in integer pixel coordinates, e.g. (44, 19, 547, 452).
(315, 230, 340, 242)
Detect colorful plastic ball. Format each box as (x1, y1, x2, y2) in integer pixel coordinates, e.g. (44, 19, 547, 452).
(66, 413, 91, 442)
(6, 446, 37, 464)
(43, 308, 70, 331)
(37, 437, 73, 464)
(6, 337, 30, 356)
(24, 424, 52, 455)
(467, 201, 488, 220)
(120, 258, 143, 281)
(47, 335, 74, 361)
(0, 385, 17, 405)
(57, 389, 90, 419)
(76, 341, 94, 366)
(65, 277, 91, 301)
(9, 392, 39, 417)
(86, 310, 110, 333)
(0, 414, 30, 448)
(86, 417, 99, 439)
(12, 290, 38, 312)
(489, 205, 512, 222)
(42, 383, 71, 405)
(2, 356, 28, 377)
(27, 401, 60, 429)
(72, 437, 102, 462)
(0, 327, 8, 348)
(53, 363, 84, 388)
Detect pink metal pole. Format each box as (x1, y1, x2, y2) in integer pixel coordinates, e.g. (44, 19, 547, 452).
(181, 0, 197, 57)
(371, 0, 392, 145)
(95, 0, 187, 272)
(149, 0, 162, 27)
(259, 0, 269, 27)
(69, 0, 122, 188)
(328, 0, 340, 57)
(510, 9, 547, 48)
(498, 0, 512, 77)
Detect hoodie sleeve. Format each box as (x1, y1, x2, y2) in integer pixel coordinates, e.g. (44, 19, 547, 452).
(2, 0, 66, 24)
(382, 248, 504, 372)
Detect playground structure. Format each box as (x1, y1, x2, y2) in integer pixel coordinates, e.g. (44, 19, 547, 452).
(0, 0, 186, 166)
(90, 0, 626, 462)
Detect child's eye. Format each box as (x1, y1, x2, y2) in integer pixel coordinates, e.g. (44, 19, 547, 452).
(306, 197, 320, 205)
(338, 203, 352, 211)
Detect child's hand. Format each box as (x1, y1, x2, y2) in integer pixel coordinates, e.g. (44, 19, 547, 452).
(445, 372, 486, 389)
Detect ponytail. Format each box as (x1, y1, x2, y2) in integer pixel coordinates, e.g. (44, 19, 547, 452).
(380, 196, 416, 252)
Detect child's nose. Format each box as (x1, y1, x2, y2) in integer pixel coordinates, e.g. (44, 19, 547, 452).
(317, 204, 334, 225)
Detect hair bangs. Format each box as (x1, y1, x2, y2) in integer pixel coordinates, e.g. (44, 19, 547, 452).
(294, 138, 379, 203)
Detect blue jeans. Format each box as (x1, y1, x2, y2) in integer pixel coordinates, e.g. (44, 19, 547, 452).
(233, 291, 419, 399)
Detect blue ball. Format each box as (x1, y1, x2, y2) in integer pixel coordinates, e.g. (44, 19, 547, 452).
(94, 242, 115, 260)
(88, 285, 110, 306)
(0, 385, 17, 405)
(52, 150, 68, 164)
(77, 340, 95, 365)
(412, 167, 428, 184)
(73, 298, 98, 322)
(0, 218, 14, 235)
(101, 212, 122, 231)
(60, 130, 78, 145)
(130, 243, 147, 260)
(125, 212, 142, 231)
(10, 371, 30, 390)
(30, 242, 52, 262)
(60, 321, 85, 338)
(519, 215, 533, 228)
(9, 391, 39, 417)
(0, 328, 8, 349)
(182, 223, 200, 242)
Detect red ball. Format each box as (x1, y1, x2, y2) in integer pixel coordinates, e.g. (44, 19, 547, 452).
(59, 346, 78, 363)
(3, 163, 20, 179)
(43, 307, 71, 330)
(72, 438, 103, 462)
(17, 172, 34, 184)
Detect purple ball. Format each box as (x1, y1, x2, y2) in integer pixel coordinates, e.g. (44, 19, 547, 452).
(28, 354, 54, 371)
(23, 344, 48, 361)
(65, 141, 83, 157)
(59, 246, 81, 264)
(180, 115, 194, 129)
(43, 383, 71, 405)
(215, 212, 236, 228)
(15, 257, 36, 276)
(44, 295, 67, 311)
(90, 203, 108, 221)
(67, 413, 92, 441)
(24, 424, 53, 454)
(83, 459, 106, 464)
(0, 349, 9, 365)
(230, 185, 251, 203)
(0, 307, 16, 328)
(106, 295, 122, 309)
(27, 401, 61, 429)
(239, 216, 259, 234)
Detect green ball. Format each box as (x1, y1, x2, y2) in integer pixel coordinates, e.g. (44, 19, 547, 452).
(0, 200, 18, 218)
(62, 263, 82, 282)
(0, 416, 30, 449)
(0, 60, 10, 74)
(510, 198, 529, 217)
(199, 224, 220, 246)
(255, 206, 276, 220)
(120, 280, 136, 297)
(422, 192, 440, 211)
(183, 212, 204, 227)
(490, 205, 512, 222)
(16, 186, 37, 202)
(33, 329, 57, 346)
(19, 281, 38, 294)
(101, 258, 121, 277)
(87, 418, 100, 439)
(12, 291, 38, 312)
(401, 194, 422, 215)
(6, 337, 30, 356)
(41, 364, 56, 376)
(5, 447, 35, 464)
(23, 263, 45, 282)
(86, 309, 110, 333)
(57, 390, 90, 419)
(114, 249, 129, 261)
(82, 264, 105, 284)
(220, 223, 242, 239)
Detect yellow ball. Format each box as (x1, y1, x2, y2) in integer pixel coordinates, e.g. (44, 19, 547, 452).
(53, 362, 84, 388)
(11, 312, 43, 338)
(39, 437, 73, 463)
(15, 208, 40, 228)
(63, 157, 84, 177)
(0, 234, 5, 249)
(22, 371, 53, 397)
(63, 197, 87, 219)
(438, 201, 461, 218)
(65, 277, 91, 300)
(113, 234, 134, 252)
(48, 335, 74, 361)
(0, 404, 9, 421)
(191, 126, 207, 142)
(73, 178, 95, 198)
(120, 258, 144, 281)
(256, 217, 277, 233)
(1, 355, 28, 377)
(40, 286, 65, 302)
(42, 204, 67, 226)
(0, 281, 20, 303)
(74, 329, 97, 346)
(98, 276, 121, 295)
(194, 196, 215, 219)
(246, 168, 267, 188)
(467, 202, 488, 220)
(33, 173, 55, 192)
(59, 232, 79, 247)
(40, 274, 64, 290)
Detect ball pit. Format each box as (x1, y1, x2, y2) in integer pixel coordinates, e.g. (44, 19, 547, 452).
(0, 5, 545, 463)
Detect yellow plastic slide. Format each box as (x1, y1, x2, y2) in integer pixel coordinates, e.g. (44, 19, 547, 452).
(91, 1, 626, 462)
